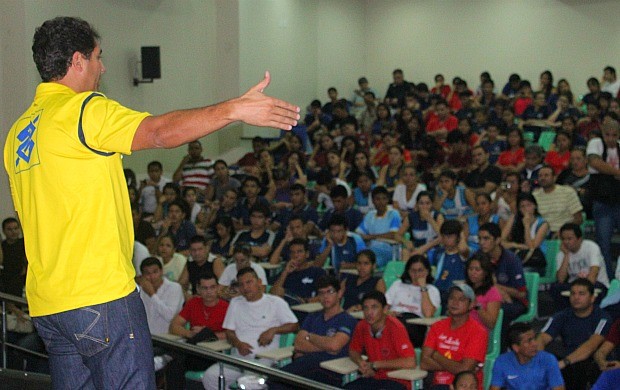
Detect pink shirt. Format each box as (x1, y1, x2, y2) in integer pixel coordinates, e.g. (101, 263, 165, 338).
(470, 286, 502, 329)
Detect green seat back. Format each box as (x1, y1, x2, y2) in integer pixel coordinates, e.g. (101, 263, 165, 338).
(383, 261, 405, 289)
(513, 272, 540, 323)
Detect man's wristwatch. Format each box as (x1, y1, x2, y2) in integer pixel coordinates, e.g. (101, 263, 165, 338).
(305, 334, 310, 342)
(370, 362, 377, 371)
(420, 287, 428, 292)
(563, 357, 571, 367)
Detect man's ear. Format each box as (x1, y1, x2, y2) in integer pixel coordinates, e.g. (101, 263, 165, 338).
(71, 51, 84, 72)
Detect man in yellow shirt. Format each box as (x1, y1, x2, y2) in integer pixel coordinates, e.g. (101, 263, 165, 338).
(3, 16, 299, 389)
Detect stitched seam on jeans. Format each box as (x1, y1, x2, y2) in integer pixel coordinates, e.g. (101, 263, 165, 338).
(74, 307, 105, 344)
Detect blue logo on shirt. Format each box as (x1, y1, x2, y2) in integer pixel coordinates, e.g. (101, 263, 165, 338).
(14, 112, 41, 172)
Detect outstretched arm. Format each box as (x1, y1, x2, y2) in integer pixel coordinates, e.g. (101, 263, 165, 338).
(131, 72, 300, 151)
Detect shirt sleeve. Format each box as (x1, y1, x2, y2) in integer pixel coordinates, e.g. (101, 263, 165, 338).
(586, 137, 604, 158)
(423, 323, 439, 350)
(565, 186, 584, 215)
(389, 210, 402, 231)
(541, 313, 563, 339)
(274, 296, 299, 325)
(356, 215, 370, 235)
(80, 94, 150, 155)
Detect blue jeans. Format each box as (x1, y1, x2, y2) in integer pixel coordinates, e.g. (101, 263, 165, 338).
(33, 289, 156, 389)
(593, 201, 620, 276)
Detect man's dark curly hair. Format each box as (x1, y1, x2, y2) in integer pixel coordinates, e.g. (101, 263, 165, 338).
(32, 17, 100, 82)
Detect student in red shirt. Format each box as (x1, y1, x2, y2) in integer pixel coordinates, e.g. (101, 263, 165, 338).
(421, 284, 488, 390)
(346, 291, 417, 390)
(167, 272, 229, 388)
(426, 99, 458, 146)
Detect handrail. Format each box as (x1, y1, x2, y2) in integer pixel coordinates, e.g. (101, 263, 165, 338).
(152, 335, 342, 390)
(0, 292, 31, 369)
(0, 292, 343, 389)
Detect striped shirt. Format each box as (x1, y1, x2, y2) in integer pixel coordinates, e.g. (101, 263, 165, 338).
(180, 158, 214, 190)
(533, 185, 583, 232)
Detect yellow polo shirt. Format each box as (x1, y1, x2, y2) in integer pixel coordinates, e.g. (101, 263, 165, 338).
(3, 82, 150, 316)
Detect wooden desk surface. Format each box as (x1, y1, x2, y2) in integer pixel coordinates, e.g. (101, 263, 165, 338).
(319, 357, 359, 375)
(258, 262, 282, 270)
(387, 368, 428, 381)
(405, 317, 446, 326)
(196, 340, 232, 351)
(290, 302, 323, 313)
(159, 333, 183, 341)
(254, 346, 294, 361)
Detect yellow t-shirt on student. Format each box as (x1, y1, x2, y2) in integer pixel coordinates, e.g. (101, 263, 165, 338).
(3, 82, 151, 316)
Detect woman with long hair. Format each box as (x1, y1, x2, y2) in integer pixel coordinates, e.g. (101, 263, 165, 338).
(385, 254, 440, 347)
(340, 250, 386, 312)
(501, 192, 550, 274)
(465, 252, 501, 330)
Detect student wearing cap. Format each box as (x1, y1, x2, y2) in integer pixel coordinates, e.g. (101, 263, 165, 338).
(421, 283, 488, 390)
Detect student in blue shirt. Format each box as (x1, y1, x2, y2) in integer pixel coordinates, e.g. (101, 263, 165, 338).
(491, 322, 565, 390)
(315, 214, 366, 272)
(428, 219, 469, 309)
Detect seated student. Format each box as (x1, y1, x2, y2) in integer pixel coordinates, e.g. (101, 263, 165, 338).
(451, 371, 479, 390)
(218, 245, 268, 300)
(155, 235, 189, 287)
(594, 318, 620, 372)
(201, 188, 243, 233)
(138, 160, 172, 216)
(433, 169, 474, 221)
(479, 123, 507, 165)
(269, 216, 314, 263)
(490, 322, 565, 390)
(545, 131, 573, 175)
(476, 222, 528, 337)
(428, 220, 470, 306)
(229, 204, 275, 261)
(464, 192, 501, 254)
(376, 144, 407, 194)
(501, 193, 550, 275)
(436, 130, 472, 180)
(345, 291, 417, 390)
(236, 176, 272, 230)
(158, 199, 197, 255)
(341, 250, 387, 312)
(553, 223, 609, 308)
(421, 284, 488, 390)
(538, 278, 612, 390)
(497, 128, 526, 174)
(386, 255, 441, 348)
(426, 99, 458, 146)
(138, 257, 184, 336)
(270, 238, 326, 305)
(464, 146, 503, 198)
(314, 214, 366, 272)
(392, 164, 427, 214)
(465, 253, 501, 330)
(353, 171, 376, 215)
(202, 268, 299, 390)
(154, 183, 180, 225)
(399, 191, 444, 257)
(268, 275, 358, 389)
(209, 215, 235, 257)
(318, 184, 363, 232)
(271, 183, 319, 239)
(132, 204, 157, 254)
(206, 159, 242, 202)
(167, 272, 229, 389)
(520, 144, 545, 190)
(355, 186, 402, 268)
(182, 187, 203, 227)
(521, 92, 552, 141)
(182, 235, 225, 296)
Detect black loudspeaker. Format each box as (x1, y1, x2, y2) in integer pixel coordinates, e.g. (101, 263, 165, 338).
(141, 46, 161, 79)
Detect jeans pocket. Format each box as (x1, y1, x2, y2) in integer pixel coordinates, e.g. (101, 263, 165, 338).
(73, 306, 109, 357)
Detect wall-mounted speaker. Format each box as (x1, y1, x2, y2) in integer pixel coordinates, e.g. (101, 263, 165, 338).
(141, 46, 161, 80)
